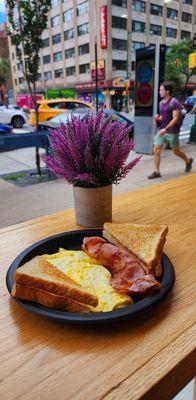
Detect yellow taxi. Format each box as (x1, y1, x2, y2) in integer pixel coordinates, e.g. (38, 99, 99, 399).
(29, 98, 94, 126)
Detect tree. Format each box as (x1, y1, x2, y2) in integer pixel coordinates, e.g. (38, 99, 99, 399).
(6, 0, 51, 174)
(0, 58, 10, 102)
(165, 39, 196, 91)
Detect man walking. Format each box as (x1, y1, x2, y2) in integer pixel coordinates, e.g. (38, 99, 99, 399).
(148, 82, 193, 179)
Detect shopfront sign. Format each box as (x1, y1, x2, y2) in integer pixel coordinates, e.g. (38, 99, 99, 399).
(100, 6, 107, 49)
(90, 60, 105, 80)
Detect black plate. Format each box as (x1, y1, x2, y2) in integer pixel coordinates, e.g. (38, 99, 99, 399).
(6, 229, 175, 324)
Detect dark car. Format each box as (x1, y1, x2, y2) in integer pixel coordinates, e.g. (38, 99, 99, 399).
(0, 124, 12, 134)
(38, 109, 134, 139)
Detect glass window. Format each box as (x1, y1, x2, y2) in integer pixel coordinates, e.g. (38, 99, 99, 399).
(78, 43, 89, 55)
(54, 69, 63, 78)
(79, 63, 90, 74)
(15, 79, 17, 85)
(51, 0, 59, 7)
(43, 55, 51, 64)
(112, 16, 127, 29)
(77, 1, 88, 16)
(112, 60, 127, 70)
(112, 38, 127, 50)
(52, 33, 61, 45)
(183, 0, 192, 4)
(43, 38, 49, 48)
(167, 8, 178, 20)
(65, 48, 75, 59)
(64, 28, 74, 40)
(112, 0, 127, 7)
(19, 77, 24, 84)
(151, 4, 162, 16)
(166, 27, 177, 38)
(132, 21, 145, 33)
(181, 30, 191, 39)
(150, 24, 162, 36)
(66, 66, 76, 76)
(132, 41, 145, 52)
(133, 0, 146, 13)
(182, 12, 192, 23)
(63, 8, 73, 21)
(51, 15, 60, 27)
(78, 22, 89, 36)
(36, 73, 42, 81)
(53, 52, 62, 62)
(131, 61, 135, 71)
(44, 71, 52, 80)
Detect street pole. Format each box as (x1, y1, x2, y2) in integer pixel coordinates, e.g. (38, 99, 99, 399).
(95, 36, 99, 113)
(126, 31, 131, 113)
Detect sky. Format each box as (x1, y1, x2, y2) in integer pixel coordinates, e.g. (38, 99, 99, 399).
(0, 0, 6, 23)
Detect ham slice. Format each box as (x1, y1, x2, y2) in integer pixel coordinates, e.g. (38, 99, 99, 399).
(82, 237, 161, 296)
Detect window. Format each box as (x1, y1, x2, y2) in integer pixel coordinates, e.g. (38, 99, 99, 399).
(181, 30, 191, 39)
(43, 38, 49, 48)
(132, 41, 145, 52)
(66, 66, 76, 76)
(65, 47, 75, 58)
(51, 15, 60, 27)
(44, 71, 52, 80)
(12, 52, 15, 59)
(78, 43, 89, 55)
(78, 22, 89, 36)
(77, 1, 88, 16)
(112, 38, 127, 50)
(132, 21, 145, 33)
(19, 77, 24, 84)
(133, 0, 146, 13)
(183, 0, 192, 4)
(52, 33, 61, 45)
(131, 61, 135, 71)
(36, 73, 42, 81)
(63, 8, 73, 21)
(167, 8, 178, 20)
(64, 28, 74, 40)
(53, 52, 62, 62)
(112, 16, 127, 29)
(51, 0, 59, 7)
(43, 55, 51, 64)
(112, 0, 127, 7)
(112, 60, 127, 70)
(151, 4, 162, 17)
(55, 69, 63, 78)
(150, 24, 162, 36)
(182, 12, 192, 23)
(17, 63, 23, 72)
(15, 78, 17, 85)
(79, 63, 90, 74)
(166, 27, 177, 38)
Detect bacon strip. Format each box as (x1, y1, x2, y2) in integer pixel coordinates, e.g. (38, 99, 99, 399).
(82, 237, 160, 296)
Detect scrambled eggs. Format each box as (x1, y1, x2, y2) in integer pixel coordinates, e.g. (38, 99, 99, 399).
(45, 249, 132, 312)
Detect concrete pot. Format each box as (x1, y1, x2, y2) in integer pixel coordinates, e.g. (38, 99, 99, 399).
(73, 185, 112, 228)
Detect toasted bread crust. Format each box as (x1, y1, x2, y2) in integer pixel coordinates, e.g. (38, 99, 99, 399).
(14, 257, 98, 307)
(11, 283, 91, 313)
(103, 223, 168, 275)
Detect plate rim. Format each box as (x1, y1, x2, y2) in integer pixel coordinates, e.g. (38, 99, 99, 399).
(6, 229, 176, 324)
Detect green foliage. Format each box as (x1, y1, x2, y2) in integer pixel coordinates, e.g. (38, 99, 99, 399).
(6, 0, 51, 103)
(165, 40, 196, 89)
(0, 58, 10, 86)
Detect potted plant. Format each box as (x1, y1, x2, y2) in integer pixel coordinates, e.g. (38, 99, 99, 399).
(43, 110, 141, 227)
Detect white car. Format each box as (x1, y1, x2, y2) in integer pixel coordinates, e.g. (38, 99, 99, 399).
(0, 105, 28, 128)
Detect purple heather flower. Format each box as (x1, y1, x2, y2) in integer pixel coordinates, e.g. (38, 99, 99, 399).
(43, 110, 141, 187)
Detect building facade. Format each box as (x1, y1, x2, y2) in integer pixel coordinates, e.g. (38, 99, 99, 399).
(9, 0, 196, 108)
(0, 23, 13, 103)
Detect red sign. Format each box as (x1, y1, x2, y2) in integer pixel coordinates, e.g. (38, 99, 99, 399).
(75, 80, 112, 90)
(91, 60, 105, 81)
(137, 83, 152, 105)
(100, 6, 107, 49)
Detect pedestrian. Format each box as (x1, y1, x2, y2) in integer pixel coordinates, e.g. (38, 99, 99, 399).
(148, 82, 193, 179)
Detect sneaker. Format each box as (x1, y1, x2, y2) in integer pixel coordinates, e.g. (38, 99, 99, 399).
(148, 171, 161, 179)
(185, 158, 193, 173)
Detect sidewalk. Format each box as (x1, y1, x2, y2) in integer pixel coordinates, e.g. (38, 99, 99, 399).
(0, 141, 195, 228)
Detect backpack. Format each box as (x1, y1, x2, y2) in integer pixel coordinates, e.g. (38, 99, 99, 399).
(169, 98, 186, 128)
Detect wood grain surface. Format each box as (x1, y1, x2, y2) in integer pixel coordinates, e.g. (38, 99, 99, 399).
(0, 174, 196, 400)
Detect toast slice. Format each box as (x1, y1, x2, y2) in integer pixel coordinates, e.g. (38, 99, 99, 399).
(13, 256, 98, 307)
(12, 283, 91, 313)
(103, 222, 168, 276)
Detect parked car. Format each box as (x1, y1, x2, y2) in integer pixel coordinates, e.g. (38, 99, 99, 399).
(0, 123, 12, 134)
(0, 105, 28, 128)
(38, 109, 134, 138)
(29, 98, 94, 126)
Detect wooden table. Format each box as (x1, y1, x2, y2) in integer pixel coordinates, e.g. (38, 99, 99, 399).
(0, 175, 195, 400)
